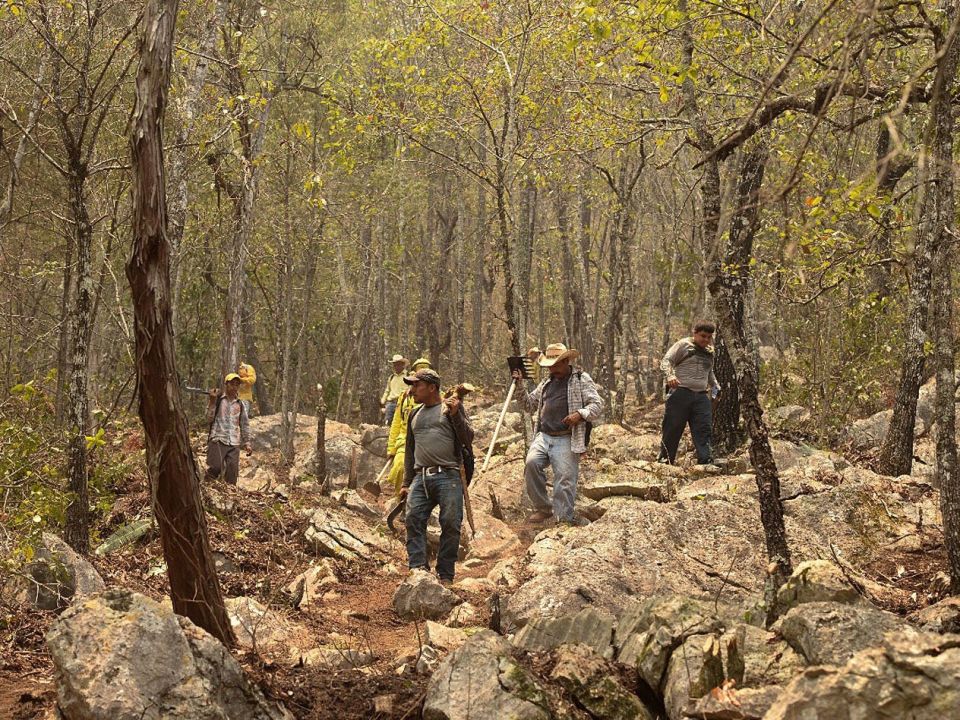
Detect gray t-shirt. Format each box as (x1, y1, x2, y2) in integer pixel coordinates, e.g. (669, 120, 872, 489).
(540, 374, 570, 434)
(411, 403, 460, 468)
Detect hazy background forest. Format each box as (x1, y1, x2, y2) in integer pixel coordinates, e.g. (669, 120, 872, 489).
(2, 0, 958, 547)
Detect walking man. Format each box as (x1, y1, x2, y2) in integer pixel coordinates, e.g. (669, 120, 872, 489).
(205, 373, 252, 485)
(386, 358, 433, 495)
(381, 354, 409, 426)
(512, 343, 603, 524)
(658, 321, 721, 465)
(400, 368, 473, 584)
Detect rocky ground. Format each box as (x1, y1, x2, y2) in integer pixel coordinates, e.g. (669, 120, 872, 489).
(2, 393, 958, 719)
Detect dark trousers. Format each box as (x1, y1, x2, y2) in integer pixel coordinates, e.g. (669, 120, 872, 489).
(658, 388, 713, 464)
(205, 440, 240, 484)
(405, 468, 463, 581)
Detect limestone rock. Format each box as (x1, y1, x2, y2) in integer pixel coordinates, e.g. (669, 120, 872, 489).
(464, 512, 521, 560)
(17, 533, 105, 611)
(768, 405, 811, 432)
(46, 589, 290, 720)
(304, 506, 396, 561)
(683, 685, 784, 720)
(424, 621, 469, 652)
(616, 596, 724, 691)
(765, 632, 960, 719)
(662, 633, 725, 720)
(423, 630, 551, 720)
(513, 607, 616, 658)
(777, 601, 916, 666)
(447, 602, 480, 628)
(298, 646, 373, 670)
(550, 644, 653, 720)
(580, 478, 674, 503)
(285, 559, 338, 610)
(330, 489, 380, 519)
(775, 560, 862, 613)
(393, 570, 459, 621)
(910, 597, 960, 634)
(225, 596, 305, 659)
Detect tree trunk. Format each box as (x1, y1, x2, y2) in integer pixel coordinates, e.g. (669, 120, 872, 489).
(712, 332, 742, 455)
(63, 168, 93, 554)
(679, 1, 791, 610)
(127, 0, 234, 646)
(926, 4, 960, 592)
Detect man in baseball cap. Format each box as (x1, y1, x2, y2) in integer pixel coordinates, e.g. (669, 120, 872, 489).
(205, 373, 251, 485)
(398, 367, 473, 584)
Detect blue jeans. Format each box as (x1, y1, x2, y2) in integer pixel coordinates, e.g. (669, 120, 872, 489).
(524, 433, 580, 521)
(384, 400, 398, 427)
(405, 468, 463, 581)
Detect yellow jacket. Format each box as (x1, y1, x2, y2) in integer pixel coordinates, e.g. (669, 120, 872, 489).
(387, 392, 419, 456)
(238, 363, 256, 401)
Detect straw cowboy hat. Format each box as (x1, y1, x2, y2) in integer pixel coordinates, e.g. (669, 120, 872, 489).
(537, 343, 580, 367)
(389, 354, 409, 365)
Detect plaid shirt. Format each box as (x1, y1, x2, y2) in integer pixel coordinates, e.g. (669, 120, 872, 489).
(208, 396, 249, 446)
(520, 369, 603, 453)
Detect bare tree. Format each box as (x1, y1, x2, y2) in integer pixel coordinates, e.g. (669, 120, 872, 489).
(127, 0, 234, 645)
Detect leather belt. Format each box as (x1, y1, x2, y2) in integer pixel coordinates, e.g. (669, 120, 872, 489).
(543, 430, 572, 437)
(419, 465, 458, 476)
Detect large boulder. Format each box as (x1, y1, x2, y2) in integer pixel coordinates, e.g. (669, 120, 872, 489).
(506, 470, 930, 631)
(46, 589, 290, 720)
(423, 630, 552, 720)
(16, 533, 105, 611)
(513, 607, 616, 658)
(393, 570, 459, 621)
(765, 632, 960, 719)
(910, 597, 960, 634)
(550, 644, 654, 720)
(775, 559, 862, 613)
(615, 596, 725, 691)
(304, 506, 397, 561)
(777, 601, 917, 666)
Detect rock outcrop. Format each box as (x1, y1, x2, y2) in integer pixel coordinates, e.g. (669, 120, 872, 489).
(16, 532, 105, 611)
(46, 589, 290, 720)
(393, 570, 459, 621)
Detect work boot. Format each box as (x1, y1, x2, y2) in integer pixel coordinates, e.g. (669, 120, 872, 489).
(526, 509, 553, 524)
(438, 577, 454, 588)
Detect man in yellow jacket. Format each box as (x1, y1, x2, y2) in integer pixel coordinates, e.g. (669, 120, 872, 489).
(237, 362, 256, 418)
(385, 358, 431, 495)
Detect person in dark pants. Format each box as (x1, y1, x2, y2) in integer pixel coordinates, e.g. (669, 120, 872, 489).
(205, 373, 251, 484)
(399, 368, 473, 585)
(658, 322, 720, 465)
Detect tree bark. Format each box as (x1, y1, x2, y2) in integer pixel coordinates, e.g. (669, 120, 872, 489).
(127, 0, 234, 646)
(679, 1, 791, 610)
(926, 4, 960, 592)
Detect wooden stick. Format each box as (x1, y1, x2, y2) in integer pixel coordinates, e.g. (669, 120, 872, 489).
(374, 458, 392, 485)
(480, 380, 517, 475)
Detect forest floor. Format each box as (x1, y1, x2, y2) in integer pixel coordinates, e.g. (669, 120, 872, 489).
(0, 429, 543, 720)
(0, 405, 949, 719)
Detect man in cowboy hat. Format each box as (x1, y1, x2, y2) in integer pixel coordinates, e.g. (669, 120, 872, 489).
(205, 373, 251, 485)
(399, 367, 474, 584)
(512, 343, 603, 524)
(658, 321, 720, 465)
(380, 353, 409, 426)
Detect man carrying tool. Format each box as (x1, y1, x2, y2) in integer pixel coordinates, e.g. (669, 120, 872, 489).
(399, 368, 473, 585)
(658, 321, 720, 465)
(386, 358, 433, 496)
(512, 343, 603, 525)
(205, 373, 252, 485)
(381, 354, 409, 426)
